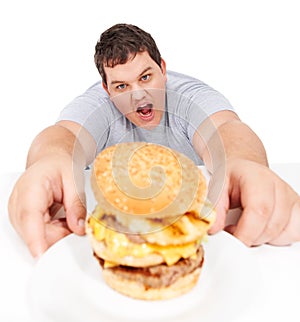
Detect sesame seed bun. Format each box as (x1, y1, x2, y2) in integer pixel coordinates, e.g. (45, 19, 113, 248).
(91, 142, 209, 230)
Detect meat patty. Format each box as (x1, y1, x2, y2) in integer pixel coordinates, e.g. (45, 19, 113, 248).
(94, 245, 204, 289)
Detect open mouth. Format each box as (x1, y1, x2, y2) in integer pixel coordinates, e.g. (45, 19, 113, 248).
(136, 103, 155, 121)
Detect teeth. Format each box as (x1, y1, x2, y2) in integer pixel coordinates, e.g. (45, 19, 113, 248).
(138, 103, 148, 110)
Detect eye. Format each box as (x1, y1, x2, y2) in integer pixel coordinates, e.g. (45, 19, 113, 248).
(116, 83, 127, 90)
(140, 74, 150, 81)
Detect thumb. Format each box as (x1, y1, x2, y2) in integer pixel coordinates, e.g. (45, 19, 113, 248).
(207, 170, 230, 234)
(65, 189, 86, 235)
(63, 170, 87, 235)
(65, 191, 87, 235)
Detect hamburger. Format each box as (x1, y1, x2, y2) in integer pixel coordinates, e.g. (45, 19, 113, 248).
(86, 142, 215, 300)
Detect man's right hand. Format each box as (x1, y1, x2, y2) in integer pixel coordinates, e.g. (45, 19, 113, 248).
(8, 153, 87, 257)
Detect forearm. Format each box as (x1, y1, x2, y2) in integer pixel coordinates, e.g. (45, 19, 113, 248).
(193, 111, 268, 173)
(26, 125, 86, 169)
(203, 120, 268, 172)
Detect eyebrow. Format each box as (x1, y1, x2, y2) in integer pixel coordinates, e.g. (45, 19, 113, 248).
(110, 67, 153, 85)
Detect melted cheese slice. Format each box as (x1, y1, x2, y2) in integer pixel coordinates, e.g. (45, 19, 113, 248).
(89, 216, 202, 266)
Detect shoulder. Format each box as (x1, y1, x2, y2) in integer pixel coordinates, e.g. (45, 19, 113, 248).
(80, 81, 110, 104)
(165, 70, 234, 116)
(166, 70, 208, 94)
(59, 80, 114, 120)
(166, 70, 231, 105)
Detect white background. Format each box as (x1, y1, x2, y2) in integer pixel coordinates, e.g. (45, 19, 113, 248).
(0, 0, 299, 174)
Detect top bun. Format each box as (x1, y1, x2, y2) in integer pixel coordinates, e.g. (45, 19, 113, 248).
(91, 142, 207, 223)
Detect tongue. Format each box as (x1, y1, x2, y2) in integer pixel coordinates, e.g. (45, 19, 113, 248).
(140, 108, 151, 115)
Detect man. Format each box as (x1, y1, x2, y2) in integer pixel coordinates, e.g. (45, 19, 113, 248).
(8, 24, 300, 257)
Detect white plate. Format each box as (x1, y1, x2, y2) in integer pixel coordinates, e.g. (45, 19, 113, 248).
(28, 231, 260, 322)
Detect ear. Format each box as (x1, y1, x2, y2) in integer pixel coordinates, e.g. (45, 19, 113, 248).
(160, 58, 167, 81)
(102, 82, 110, 96)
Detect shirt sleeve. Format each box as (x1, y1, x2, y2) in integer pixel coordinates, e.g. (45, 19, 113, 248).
(167, 71, 235, 141)
(185, 84, 234, 141)
(56, 81, 112, 150)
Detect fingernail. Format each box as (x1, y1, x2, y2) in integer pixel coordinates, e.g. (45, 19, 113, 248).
(78, 218, 85, 228)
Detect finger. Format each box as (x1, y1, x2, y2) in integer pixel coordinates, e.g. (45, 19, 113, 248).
(207, 170, 230, 234)
(269, 200, 300, 245)
(234, 184, 274, 246)
(234, 201, 275, 246)
(8, 188, 18, 229)
(231, 167, 276, 246)
(8, 182, 50, 257)
(45, 219, 73, 245)
(253, 183, 292, 245)
(21, 213, 73, 256)
(224, 224, 237, 235)
(65, 196, 87, 235)
(63, 172, 87, 235)
(208, 189, 229, 234)
(19, 210, 49, 257)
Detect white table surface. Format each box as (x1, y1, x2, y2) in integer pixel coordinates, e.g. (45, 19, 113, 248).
(1, 164, 300, 322)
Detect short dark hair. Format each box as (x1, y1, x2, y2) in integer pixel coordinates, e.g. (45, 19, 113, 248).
(94, 24, 162, 85)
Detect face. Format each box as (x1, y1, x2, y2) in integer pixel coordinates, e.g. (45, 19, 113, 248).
(103, 51, 167, 129)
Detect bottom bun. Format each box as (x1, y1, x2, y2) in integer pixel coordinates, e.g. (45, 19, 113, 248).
(102, 267, 202, 300)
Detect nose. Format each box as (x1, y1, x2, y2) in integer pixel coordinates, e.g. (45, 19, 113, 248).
(131, 86, 147, 101)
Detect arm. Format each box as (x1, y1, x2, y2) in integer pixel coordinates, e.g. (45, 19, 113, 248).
(193, 111, 268, 171)
(193, 110, 300, 246)
(8, 121, 97, 257)
(26, 121, 96, 168)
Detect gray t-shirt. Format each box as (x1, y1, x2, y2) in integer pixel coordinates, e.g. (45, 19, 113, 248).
(57, 70, 234, 165)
